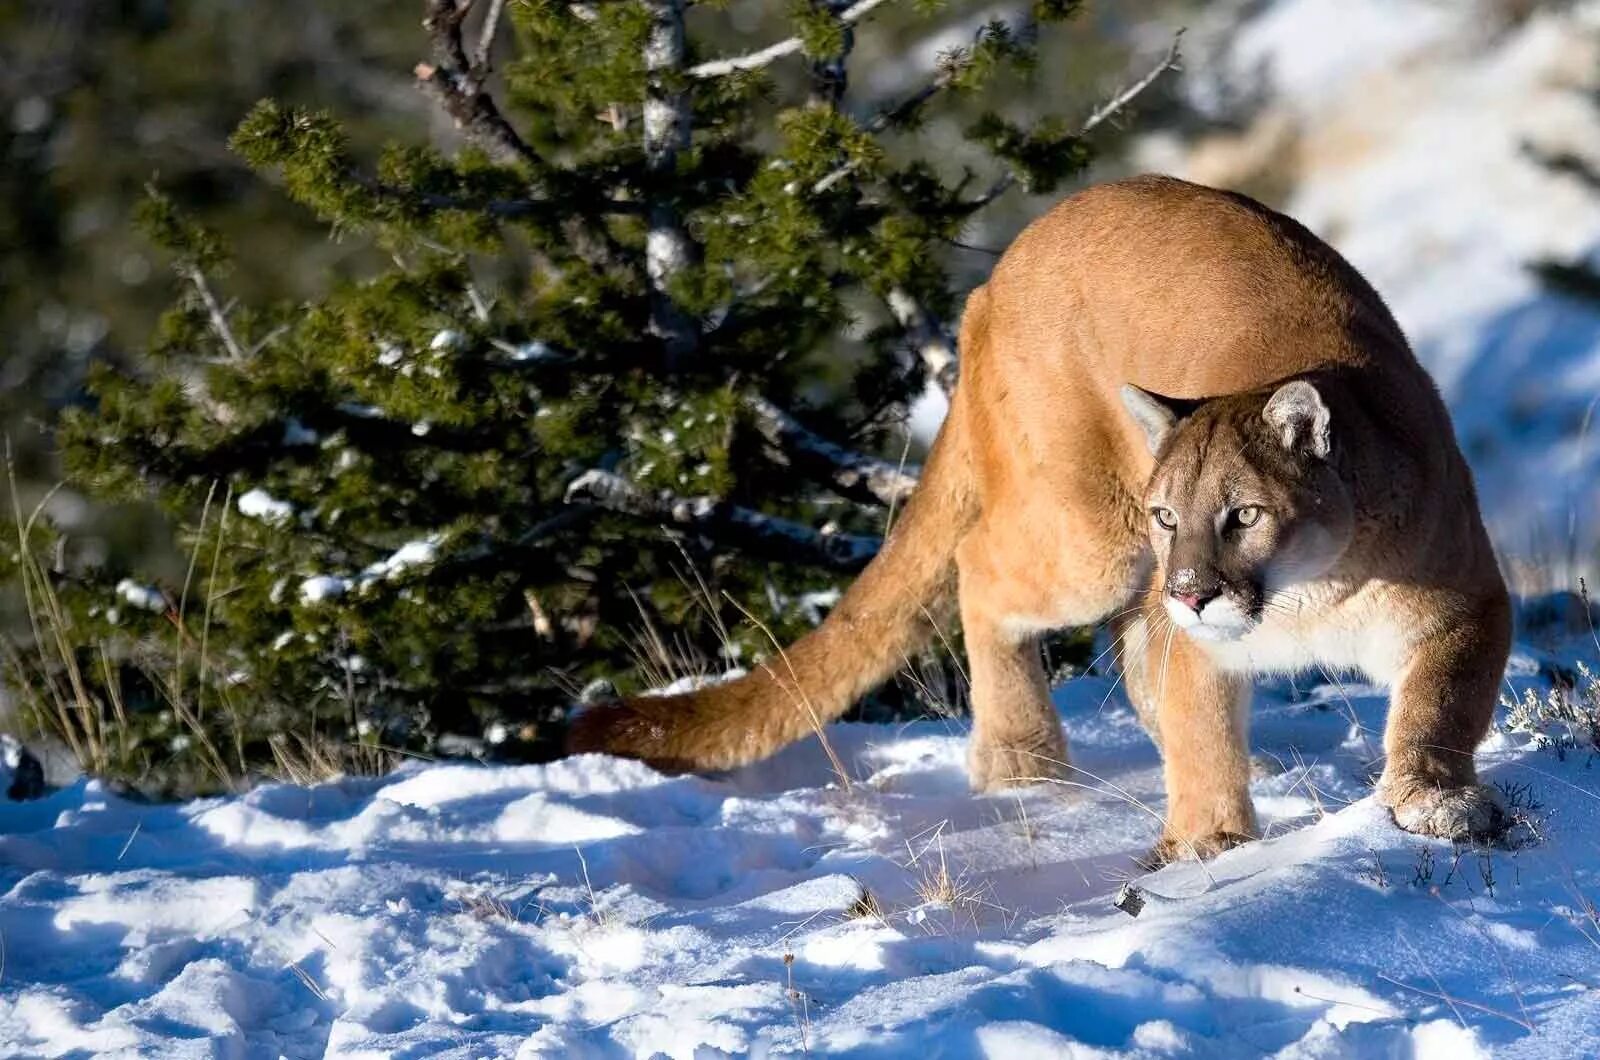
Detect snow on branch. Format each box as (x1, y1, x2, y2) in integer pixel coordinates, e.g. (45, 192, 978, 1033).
(298, 536, 444, 606)
(887, 287, 959, 399)
(745, 394, 919, 508)
(644, 0, 700, 361)
(687, 0, 896, 79)
(564, 469, 881, 572)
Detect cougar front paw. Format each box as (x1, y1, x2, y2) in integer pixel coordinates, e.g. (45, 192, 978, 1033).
(968, 732, 1069, 793)
(1381, 777, 1506, 842)
(1138, 830, 1254, 871)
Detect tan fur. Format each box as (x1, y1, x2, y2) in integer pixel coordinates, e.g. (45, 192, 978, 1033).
(569, 175, 1511, 858)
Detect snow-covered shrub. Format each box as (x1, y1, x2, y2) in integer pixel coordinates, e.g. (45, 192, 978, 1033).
(1499, 662, 1600, 760)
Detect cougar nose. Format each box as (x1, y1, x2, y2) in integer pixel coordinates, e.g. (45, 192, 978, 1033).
(1167, 569, 1220, 614)
(1172, 589, 1219, 615)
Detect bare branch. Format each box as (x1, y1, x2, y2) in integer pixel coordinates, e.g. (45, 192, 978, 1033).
(474, 0, 507, 72)
(565, 470, 880, 572)
(183, 267, 246, 361)
(416, 0, 539, 168)
(386, 183, 648, 219)
(688, 0, 896, 79)
(745, 394, 920, 507)
(859, 19, 1010, 136)
(1080, 30, 1184, 137)
(1523, 142, 1600, 193)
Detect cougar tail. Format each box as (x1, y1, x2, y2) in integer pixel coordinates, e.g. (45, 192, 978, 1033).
(565, 296, 988, 772)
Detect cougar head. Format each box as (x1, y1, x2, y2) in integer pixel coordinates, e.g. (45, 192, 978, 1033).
(1121, 379, 1354, 642)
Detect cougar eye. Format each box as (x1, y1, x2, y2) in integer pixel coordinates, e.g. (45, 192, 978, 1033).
(1152, 507, 1178, 530)
(1233, 505, 1262, 528)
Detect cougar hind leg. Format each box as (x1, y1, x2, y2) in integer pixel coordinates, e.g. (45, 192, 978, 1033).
(955, 522, 1141, 793)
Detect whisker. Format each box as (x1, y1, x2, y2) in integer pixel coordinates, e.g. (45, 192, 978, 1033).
(1095, 615, 1164, 715)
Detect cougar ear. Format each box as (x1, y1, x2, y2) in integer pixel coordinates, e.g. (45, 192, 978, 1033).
(1121, 384, 1199, 454)
(1263, 380, 1331, 458)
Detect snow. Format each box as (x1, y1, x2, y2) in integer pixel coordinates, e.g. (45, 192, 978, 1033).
(237, 488, 293, 525)
(113, 578, 165, 613)
(298, 574, 348, 604)
(359, 536, 440, 580)
(3, 631, 1598, 1057)
(281, 419, 319, 447)
(298, 537, 443, 607)
(1215, 0, 1455, 110)
(507, 340, 556, 363)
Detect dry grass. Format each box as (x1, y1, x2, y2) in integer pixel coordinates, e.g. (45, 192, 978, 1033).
(842, 880, 886, 923)
(453, 883, 540, 923)
(623, 583, 712, 692)
(3, 458, 413, 793)
(1, 461, 260, 791)
(895, 642, 968, 722)
(1008, 795, 1040, 871)
(286, 960, 330, 1002)
(574, 845, 623, 929)
(623, 544, 746, 692)
(2, 460, 131, 779)
(266, 731, 399, 786)
(903, 825, 1014, 933)
(783, 951, 813, 1054)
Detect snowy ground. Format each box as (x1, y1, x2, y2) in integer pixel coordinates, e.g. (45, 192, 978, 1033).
(3, 616, 1598, 1057)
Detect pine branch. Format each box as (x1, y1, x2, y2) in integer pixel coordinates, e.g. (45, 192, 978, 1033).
(745, 394, 919, 507)
(416, 0, 539, 168)
(964, 30, 1183, 210)
(808, 78, 941, 194)
(687, 0, 896, 79)
(564, 470, 881, 572)
(859, 21, 1009, 135)
(802, 0, 854, 106)
(643, 0, 700, 362)
(435, 508, 599, 578)
(361, 176, 648, 219)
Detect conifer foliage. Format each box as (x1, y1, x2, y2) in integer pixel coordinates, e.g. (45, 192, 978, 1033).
(8, 0, 1178, 790)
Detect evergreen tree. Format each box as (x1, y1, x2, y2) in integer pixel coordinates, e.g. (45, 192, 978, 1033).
(6, 0, 1179, 791)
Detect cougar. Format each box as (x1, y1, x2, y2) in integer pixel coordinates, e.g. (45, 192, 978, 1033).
(569, 175, 1511, 863)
